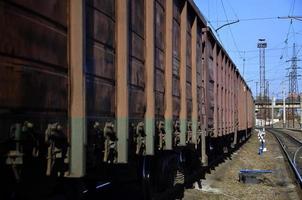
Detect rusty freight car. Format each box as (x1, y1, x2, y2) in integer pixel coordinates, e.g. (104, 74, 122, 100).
(201, 27, 254, 164)
(0, 0, 254, 199)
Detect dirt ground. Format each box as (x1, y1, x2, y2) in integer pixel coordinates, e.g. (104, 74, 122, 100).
(183, 131, 302, 200)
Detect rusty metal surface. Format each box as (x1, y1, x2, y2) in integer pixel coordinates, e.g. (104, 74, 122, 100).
(186, 9, 193, 119)
(0, 0, 68, 140)
(196, 24, 203, 123)
(7, 0, 67, 26)
(154, 0, 165, 119)
(0, 59, 68, 110)
(85, 0, 117, 167)
(172, 0, 181, 119)
(0, 0, 256, 168)
(0, 2, 67, 68)
(205, 39, 214, 132)
(202, 27, 255, 137)
(172, 0, 182, 120)
(86, 0, 116, 118)
(129, 0, 145, 120)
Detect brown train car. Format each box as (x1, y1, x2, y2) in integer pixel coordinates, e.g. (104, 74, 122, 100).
(237, 75, 254, 139)
(0, 0, 254, 199)
(0, 1, 69, 137)
(202, 27, 255, 162)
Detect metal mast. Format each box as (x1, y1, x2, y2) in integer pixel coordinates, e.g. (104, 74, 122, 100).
(258, 39, 267, 98)
(266, 80, 269, 126)
(255, 81, 258, 98)
(287, 43, 300, 127)
(257, 39, 267, 126)
(289, 43, 298, 96)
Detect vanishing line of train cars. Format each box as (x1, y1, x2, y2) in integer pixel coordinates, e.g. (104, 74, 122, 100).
(0, 0, 254, 199)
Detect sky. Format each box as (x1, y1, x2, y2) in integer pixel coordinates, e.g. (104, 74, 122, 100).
(194, 0, 302, 99)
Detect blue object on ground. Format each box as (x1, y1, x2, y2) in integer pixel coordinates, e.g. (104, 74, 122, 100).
(240, 169, 272, 174)
(239, 169, 273, 184)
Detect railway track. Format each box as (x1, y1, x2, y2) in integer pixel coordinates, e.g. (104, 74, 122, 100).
(267, 128, 302, 186)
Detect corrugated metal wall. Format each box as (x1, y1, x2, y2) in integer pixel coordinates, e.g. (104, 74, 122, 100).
(154, 0, 166, 120)
(0, 0, 68, 139)
(172, 0, 182, 120)
(86, 0, 116, 120)
(129, 0, 146, 121)
(0, 0, 255, 168)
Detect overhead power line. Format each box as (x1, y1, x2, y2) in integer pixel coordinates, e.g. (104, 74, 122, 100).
(229, 45, 302, 53)
(215, 20, 239, 32)
(209, 17, 278, 23)
(209, 16, 302, 23)
(278, 16, 302, 21)
(219, 0, 242, 58)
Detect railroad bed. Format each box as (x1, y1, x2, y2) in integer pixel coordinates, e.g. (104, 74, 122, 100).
(183, 131, 301, 200)
(268, 128, 302, 186)
(284, 129, 302, 142)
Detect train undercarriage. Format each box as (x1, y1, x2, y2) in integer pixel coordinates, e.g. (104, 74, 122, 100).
(0, 121, 252, 200)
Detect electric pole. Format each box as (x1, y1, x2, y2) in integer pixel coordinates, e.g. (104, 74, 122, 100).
(283, 82, 286, 128)
(271, 96, 275, 127)
(300, 94, 302, 129)
(243, 51, 246, 78)
(287, 43, 301, 128)
(266, 80, 269, 126)
(256, 81, 258, 99)
(257, 39, 267, 127)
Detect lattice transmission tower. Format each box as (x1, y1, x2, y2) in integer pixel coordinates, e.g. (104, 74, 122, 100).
(287, 43, 301, 127)
(257, 39, 267, 126)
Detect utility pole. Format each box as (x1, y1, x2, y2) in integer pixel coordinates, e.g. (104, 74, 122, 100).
(287, 43, 301, 128)
(283, 83, 286, 128)
(257, 39, 267, 127)
(300, 94, 302, 129)
(266, 80, 269, 126)
(271, 96, 275, 127)
(243, 51, 246, 78)
(256, 81, 258, 99)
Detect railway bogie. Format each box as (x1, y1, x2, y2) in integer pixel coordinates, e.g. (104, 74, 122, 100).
(0, 0, 254, 199)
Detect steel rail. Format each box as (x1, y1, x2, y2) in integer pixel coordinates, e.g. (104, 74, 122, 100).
(293, 146, 302, 166)
(267, 128, 302, 186)
(283, 129, 302, 144)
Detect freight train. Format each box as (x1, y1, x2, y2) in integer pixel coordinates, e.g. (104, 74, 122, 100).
(0, 0, 254, 199)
